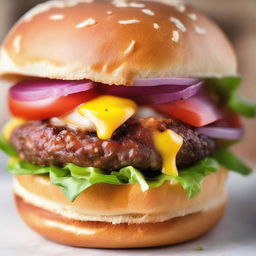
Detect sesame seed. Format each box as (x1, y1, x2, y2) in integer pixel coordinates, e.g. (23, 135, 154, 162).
(112, 0, 129, 8)
(170, 17, 186, 32)
(101, 64, 108, 73)
(107, 11, 113, 15)
(115, 3, 128, 7)
(129, 2, 145, 8)
(118, 19, 140, 24)
(194, 25, 207, 35)
(176, 4, 186, 13)
(142, 9, 155, 16)
(153, 23, 160, 29)
(75, 18, 96, 28)
(13, 35, 22, 53)
(49, 14, 64, 20)
(124, 40, 136, 55)
(113, 0, 146, 8)
(187, 13, 197, 21)
(172, 30, 180, 43)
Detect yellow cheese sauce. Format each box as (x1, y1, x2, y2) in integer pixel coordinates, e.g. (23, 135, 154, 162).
(78, 95, 137, 140)
(2, 118, 26, 139)
(153, 129, 183, 176)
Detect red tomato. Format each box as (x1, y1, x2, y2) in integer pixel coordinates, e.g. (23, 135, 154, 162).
(9, 89, 97, 120)
(153, 91, 223, 127)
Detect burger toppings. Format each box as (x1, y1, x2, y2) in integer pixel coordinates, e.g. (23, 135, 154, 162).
(9, 79, 95, 101)
(8, 80, 96, 120)
(118, 19, 140, 24)
(9, 118, 214, 175)
(133, 77, 200, 86)
(169, 17, 186, 32)
(124, 40, 136, 55)
(1, 76, 254, 201)
(75, 18, 97, 28)
(193, 25, 207, 35)
(13, 35, 22, 54)
(196, 126, 243, 140)
(3, 118, 25, 140)
(172, 30, 180, 43)
(187, 13, 197, 21)
(97, 79, 204, 105)
(153, 23, 160, 29)
(49, 14, 64, 21)
(153, 130, 183, 176)
(153, 90, 222, 127)
(141, 9, 155, 16)
(78, 95, 137, 140)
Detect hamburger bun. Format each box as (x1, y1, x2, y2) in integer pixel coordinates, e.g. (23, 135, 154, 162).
(2, 0, 237, 248)
(0, 0, 237, 85)
(14, 169, 228, 248)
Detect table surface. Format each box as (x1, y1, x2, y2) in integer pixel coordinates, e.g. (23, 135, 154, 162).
(0, 153, 255, 256)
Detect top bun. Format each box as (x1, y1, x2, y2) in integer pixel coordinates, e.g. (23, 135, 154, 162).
(0, 0, 237, 85)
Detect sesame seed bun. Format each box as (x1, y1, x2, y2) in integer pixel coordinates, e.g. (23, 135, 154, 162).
(13, 169, 228, 248)
(0, 0, 237, 85)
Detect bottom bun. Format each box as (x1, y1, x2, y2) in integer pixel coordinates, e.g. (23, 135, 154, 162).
(15, 195, 226, 248)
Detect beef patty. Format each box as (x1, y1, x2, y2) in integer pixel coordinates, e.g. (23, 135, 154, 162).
(10, 117, 216, 176)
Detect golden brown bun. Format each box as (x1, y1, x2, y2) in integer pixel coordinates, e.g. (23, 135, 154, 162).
(15, 194, 226, 248)
(14, 169, 228, 223)
(0, 0, 237, 85)
(13, 169, 228, 247)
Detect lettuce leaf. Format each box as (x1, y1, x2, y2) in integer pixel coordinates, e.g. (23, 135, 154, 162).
(0, 136, 18, 157)
(207, 77, 256, 117)
(213, 149, 252, 175)
(171, 157, 220, 198)
(8, 157, 219, 202)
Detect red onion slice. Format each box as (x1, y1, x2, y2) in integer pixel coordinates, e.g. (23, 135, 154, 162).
(134, 82, 203, 105)
(10, 77, 203, 105)
(10, 79, 95, 101)
(196, 127, 244, 140)
(97, 81, 203, 105)
(97, 84, 187, 97)
(133, 77, 201, 86)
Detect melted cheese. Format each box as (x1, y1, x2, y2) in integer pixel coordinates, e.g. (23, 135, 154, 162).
(3, 118, 26, 139)
(78, 96, 137, 140)
(153, 130, 183, 176)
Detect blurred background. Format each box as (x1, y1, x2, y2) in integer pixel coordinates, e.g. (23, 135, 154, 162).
(0, 0, 255, 166)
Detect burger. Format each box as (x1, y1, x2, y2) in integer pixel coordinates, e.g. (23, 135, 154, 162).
(0, 0, 254, 248)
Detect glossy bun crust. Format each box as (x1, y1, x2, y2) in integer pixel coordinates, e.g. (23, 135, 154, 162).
(0, 0, 237, 85)
(14, 169, 228, 248)
(16, 195, 226, 248)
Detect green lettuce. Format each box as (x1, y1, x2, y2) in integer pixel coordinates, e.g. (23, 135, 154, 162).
(213, 149, 252, 175)
(207, 77, 256, 117)
(0, 135, 18, 157)
(147, 158, 220, 198)
(8, 157, 219, 202)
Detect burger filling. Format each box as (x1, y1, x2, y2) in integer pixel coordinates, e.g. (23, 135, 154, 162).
(0, 77, 254, 201)
(10, 118, 215, 175)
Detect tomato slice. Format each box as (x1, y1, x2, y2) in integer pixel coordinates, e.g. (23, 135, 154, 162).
(9, 89, 97, 120)
(153, 91, 223, 127)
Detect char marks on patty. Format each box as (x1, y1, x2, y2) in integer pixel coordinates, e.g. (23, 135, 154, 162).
(10, 117, 215, 176)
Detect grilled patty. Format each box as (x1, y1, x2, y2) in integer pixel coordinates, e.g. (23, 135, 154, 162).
(10, 118, 216, 176)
